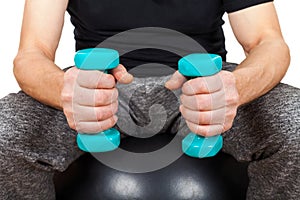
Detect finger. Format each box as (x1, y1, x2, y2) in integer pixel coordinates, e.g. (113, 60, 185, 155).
(76, 69, 116, 89)
(63, 107, 77, 131)
(73, 101, 118, 122)
(73, 87, 118, 106)
(185, 120, 223, 137)
(182, 73, 223, 95)
(180, 105, 226, 125)
(76, 115, 118, 134)
(111, 64, 134, 84)
(165, 70, 187, 90)
(180, 90, 225, 111)
(63, 67, 80, 92)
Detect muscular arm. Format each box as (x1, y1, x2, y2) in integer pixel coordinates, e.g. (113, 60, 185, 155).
(229, 2, 290, 105)
(13, 0, 68, 110)
(164, 2, 290, 136)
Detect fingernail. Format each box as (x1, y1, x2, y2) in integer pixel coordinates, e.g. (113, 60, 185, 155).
(124, 73, 133, 83)
(165, 80, 175, 89)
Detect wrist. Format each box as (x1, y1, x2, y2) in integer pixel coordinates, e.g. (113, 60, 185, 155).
(232, 68, 249, 107)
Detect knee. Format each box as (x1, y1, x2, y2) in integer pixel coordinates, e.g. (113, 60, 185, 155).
(267, 84, 300, 157)
(0, 92, 82, 173)
(271, 84, 300, 143)
(0, 93, 32, 154)
(281, 123, 300, 157)
(256, 83, 300, 133)
(0, 95, 19, 156)
(235, 84, 300, 160)
(0, 93, 54, 170)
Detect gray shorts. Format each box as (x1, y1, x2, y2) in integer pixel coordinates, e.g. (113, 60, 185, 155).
(0, 62, 299, 199)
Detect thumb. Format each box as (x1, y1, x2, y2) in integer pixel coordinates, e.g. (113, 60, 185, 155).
(111, 64, 134, 84)
(165, 70, 187, 90)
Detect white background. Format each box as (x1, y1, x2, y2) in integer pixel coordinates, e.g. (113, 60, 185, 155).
(0, 0, 299, 98)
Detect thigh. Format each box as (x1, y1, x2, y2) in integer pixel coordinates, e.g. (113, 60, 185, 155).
(0, 152, 56, 200)
(116, 75, 182, 138)
(0, 91, 83, 172)
(222, 83, 300, 162)
(115, 62, 240, 138)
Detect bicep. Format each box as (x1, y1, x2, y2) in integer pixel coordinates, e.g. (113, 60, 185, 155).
(19, 0, 68, 60)
(228, 2, 283, 54)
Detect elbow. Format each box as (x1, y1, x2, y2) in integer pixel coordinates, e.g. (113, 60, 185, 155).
(245, 37, 290, 70)
(13, 53, 26, 88)
(13, 52, 33, 92)
(282, 41, 290, 68)
(279, 41, 290, 79)
(270, 38, 291, 74)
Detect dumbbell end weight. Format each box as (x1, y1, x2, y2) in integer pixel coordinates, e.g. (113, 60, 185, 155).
(178, 53, 222, 77)
(74, 48, 119, 70)
(178, 53, 223, 158)
(182, 133, 223, 158)
(77, 128, 120, 152)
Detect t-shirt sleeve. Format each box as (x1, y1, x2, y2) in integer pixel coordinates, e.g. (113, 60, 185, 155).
(223, 0, 274, 13)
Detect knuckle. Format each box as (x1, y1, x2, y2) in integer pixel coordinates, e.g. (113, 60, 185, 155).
(223, 122, 233, 132)
(200, 128, 210, 137)
(106, 74, 116, 85)
(192, 126, 201, 135)
(95, 91, 106, 105)
(69, 124, 76, 131)
(112, 88, 119, 100)
(63, 108, 73, 118)
(232, 93, 240, 104)
(97, 71, 107, 82)
(182, 81, 192, 94)
(106, 116, 117, 129)
(196, 96, 206, 110)
(111, 101, 119, 114)
(186, 121, 195, 132)
(100, 89, 117, 104)
(180, 94, 185, 104)
(179, 105, 186, 116)
(226, 94, 238, 105)
(68, 120, 76, 130)
(64, 69, 77, 82)
(97, 106, 115, 121)
(221, 71, 234, 83)
(75, 122, 84, 132)
(111, 116, 118, 125)
(96, 122, 105, 133)
(61, 92, 73, 102)
(102, 92, 111, 104)
(96, 108, 103, 120)
(188, 123, 207, 137)
(198, 112, 206, 124)
(108, 73, 115, 81)
(96, 79, 105, 88)
(226, 109, 237, 119)
(194, 77, 207, 91)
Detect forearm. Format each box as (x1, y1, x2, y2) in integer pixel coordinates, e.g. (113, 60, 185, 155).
(13, 49, 64, 110)
(233, 39, 290, 106)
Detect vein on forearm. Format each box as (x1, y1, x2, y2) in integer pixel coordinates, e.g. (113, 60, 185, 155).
(233, 39, 290, 106)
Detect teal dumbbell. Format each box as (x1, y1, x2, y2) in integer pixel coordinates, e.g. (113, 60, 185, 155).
(178, 53, 223, 158)
(74, 48, 120, 152)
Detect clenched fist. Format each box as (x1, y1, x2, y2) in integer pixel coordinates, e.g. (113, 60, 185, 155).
(165, 70, 240, 137)
(61, 64, 133, 133)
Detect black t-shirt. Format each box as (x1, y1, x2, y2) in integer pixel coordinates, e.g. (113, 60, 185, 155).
(67, 0, 273, 70)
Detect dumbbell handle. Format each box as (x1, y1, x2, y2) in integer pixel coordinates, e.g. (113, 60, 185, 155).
(178, 53, 223, 158)
(74, 48, 120, 152)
